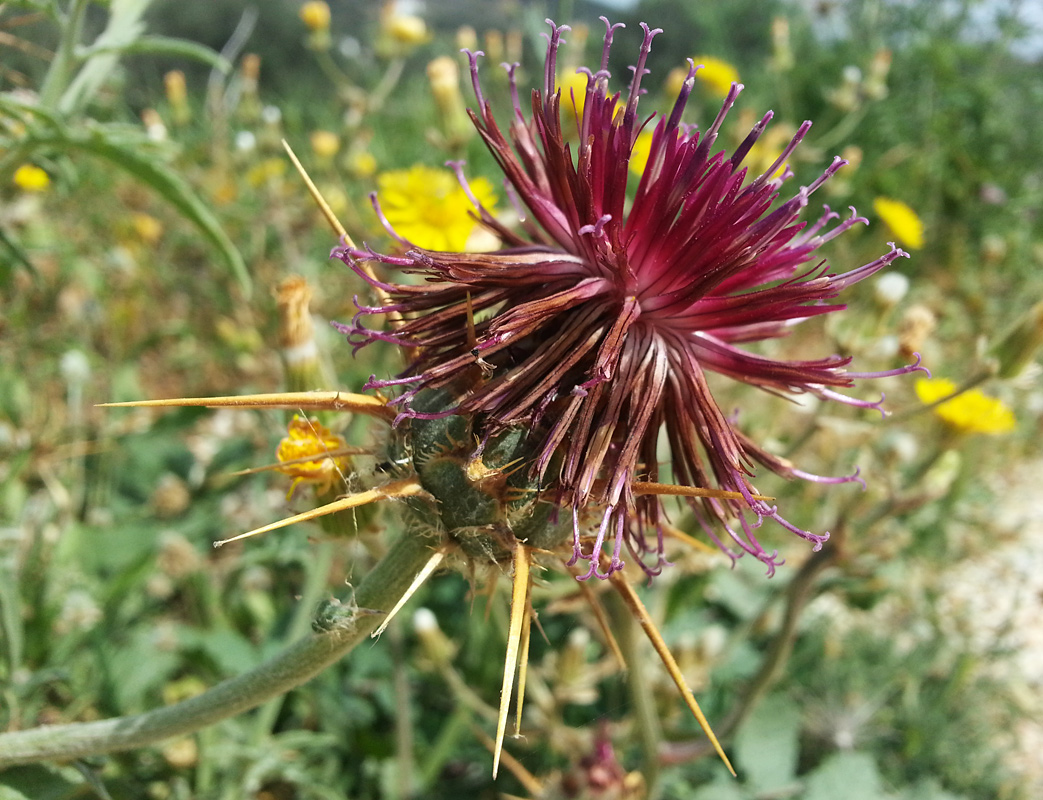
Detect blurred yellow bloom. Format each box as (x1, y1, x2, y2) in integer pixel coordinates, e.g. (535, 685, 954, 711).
(346, 151, 377, 178)
(299, 1, 331, 32)
(559, 70, 588, 121)
(873, 197, 924, 249)
(164, 70, 187, 105)
(377, 165, 497, 251)
(164, 70, 191, 126)
(693, 56, 740, 98)
(915, 377, 1015, 435)
(131, 213, 164, 245)
(247, 157, 287, 187)
(277, 416, 350, 497)
(744, 120, 797, 180)
(629, 128, 655, 176)
(310, 130, 340, 160)
(13, 164, 49, 192)
(385, 13, 428, 44)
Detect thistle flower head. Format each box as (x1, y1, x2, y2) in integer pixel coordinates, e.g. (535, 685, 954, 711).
(333, 18, 926, 580)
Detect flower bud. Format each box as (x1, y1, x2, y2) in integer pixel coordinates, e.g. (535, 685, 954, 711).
(300, 1, 332, 50)
(455, 25, 478, 53)
(413, 607, 455, 665)
(427, 56, 471, 145)
(300, 1, 330, 32)
(164, 70, 190, 126)
(398, 388, 570, 563)
(863, 48, 892, 101)
(772, 17, 793, 72)
(309, 130, 340, 162)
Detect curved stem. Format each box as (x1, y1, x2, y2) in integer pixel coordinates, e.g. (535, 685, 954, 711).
(39, 0, 91, 110)
(0, 529, 439, 768)
(606, 590, 662, 798)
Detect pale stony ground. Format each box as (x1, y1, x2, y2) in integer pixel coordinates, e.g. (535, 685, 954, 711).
(940, 456, 1043, 793)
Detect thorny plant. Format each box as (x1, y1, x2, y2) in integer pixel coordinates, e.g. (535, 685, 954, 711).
(0, 14, 935, 788)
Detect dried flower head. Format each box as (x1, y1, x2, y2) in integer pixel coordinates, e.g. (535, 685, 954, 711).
(334, 19, 925, 580)
(276, 415, 350, 496)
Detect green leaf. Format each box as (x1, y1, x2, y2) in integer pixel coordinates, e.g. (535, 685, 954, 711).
(691, 773, 752, 800)
(804, 751, 886, 800)
(77, 35, 231, 73)
(898, 778, 967, 800)
(0, 764, 89, 800)
(734, 693, 802, 792)
(58, 0, 153, 116)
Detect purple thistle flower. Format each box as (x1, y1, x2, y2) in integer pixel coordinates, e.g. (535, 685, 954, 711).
(332, 18, 926, 580)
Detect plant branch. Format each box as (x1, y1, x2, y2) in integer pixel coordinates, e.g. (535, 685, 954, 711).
(0, 529, 440, 768)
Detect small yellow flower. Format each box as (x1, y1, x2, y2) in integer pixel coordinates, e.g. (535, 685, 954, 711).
(13, 164, 50, 192)
(309, 130, 340, 160)
(629, 128, 655, 176)
(693, 56, 740, 98)
(246, 157, 287, 187)
(277, 416, 350, 497)
(915, 377, 1015, 435)
(131, 213, 164, 245)
(299, 1, 331, 32)
(385, 13, 428, 45)
(559, 70, 589, 122)
(346, 151, 378, 178)
(873, 197, 924, 250)
(376, 164, 497, 252)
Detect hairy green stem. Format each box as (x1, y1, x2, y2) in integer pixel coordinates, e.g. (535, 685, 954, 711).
(248, 539, 337, 744)
(0, 530, 439, 768)
(607, 590, 662, 797)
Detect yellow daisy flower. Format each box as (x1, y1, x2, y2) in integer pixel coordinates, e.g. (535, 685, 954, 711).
(873, 197, 924, 250)
(376, 164, 496, 252)
(915, 377, 1015, 435)
(629, 128, 655, 176)
(559, 69, 589, 122)
(13, 164, 50, 192)
(693, 56, 740, 98)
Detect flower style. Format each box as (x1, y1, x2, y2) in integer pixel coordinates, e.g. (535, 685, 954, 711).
(333, 19, 925, 580)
